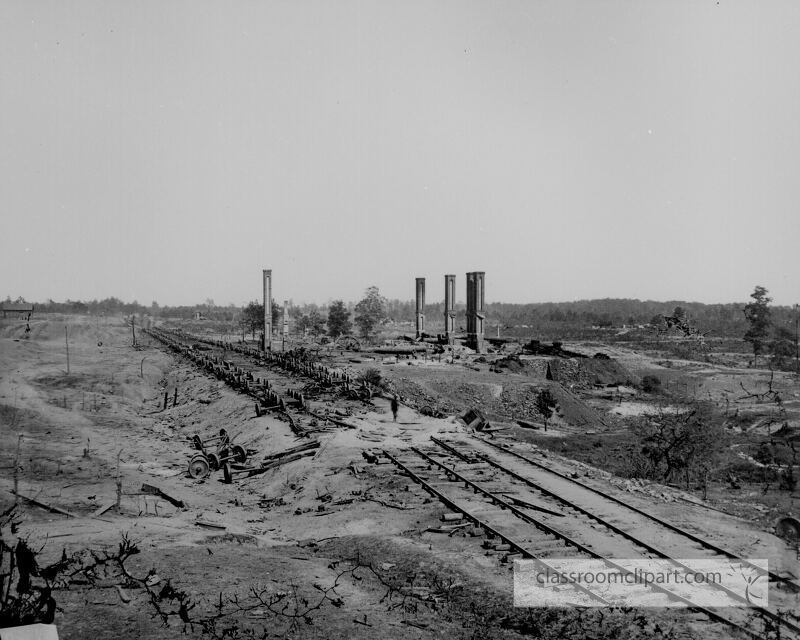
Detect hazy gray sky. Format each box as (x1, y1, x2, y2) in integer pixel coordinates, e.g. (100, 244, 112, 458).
(1, 1, 798, 306)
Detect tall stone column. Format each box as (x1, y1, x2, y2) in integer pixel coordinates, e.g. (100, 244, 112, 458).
(282, 300, 289, 336)
(466, 272, 475, 335)
(444, 274, 456, 344)
(466, 271, 486, 353)
(415, 278, 426, 338)
(474, 271, 486, 353)
(262, 269, 272, 351)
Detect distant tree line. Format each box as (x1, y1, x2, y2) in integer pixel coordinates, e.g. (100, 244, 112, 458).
(7, 296, 244, 322)
(7, 293, 796, 346)
(374, 298, 796, 340)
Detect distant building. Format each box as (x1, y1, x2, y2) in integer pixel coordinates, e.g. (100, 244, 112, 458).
(2, 303, 33, 319)
(193, 311, 204, 320)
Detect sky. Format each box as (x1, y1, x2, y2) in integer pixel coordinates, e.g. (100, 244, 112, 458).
(1, 1, 798, 307)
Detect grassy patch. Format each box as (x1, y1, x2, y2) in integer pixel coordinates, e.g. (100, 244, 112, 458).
(509, 428, 638, 477)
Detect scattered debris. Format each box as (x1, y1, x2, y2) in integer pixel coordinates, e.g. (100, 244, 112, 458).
(441, 512, 463, 522)
(262, 441, 320, 461)
(353, 615, 372, 627)
(195, 519, 227, 530)
(140, 484, 184, 509)
(145, 574, 161, 587)
(348, 462, 363, 476)
(115, 585, 131, 603)
(91, 501, 116, 518)
(427, 522, 470, 534)
(11, 491, 77, 518)
(361, 449, 389, 464)
(402, 620, 429, 630)
(223, 448, 318, 483)
(459, 407, 489, 431)
(258, 496, 286, 509)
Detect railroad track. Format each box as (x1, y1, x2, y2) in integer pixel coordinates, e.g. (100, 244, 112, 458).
(144, 327, 371, 437)
(156, 328, 362, 390)
(385, 436, 800, 640)
(144, 328, 296, 433)
(474, 436, 799, 591)
(382, 450, 614, 607)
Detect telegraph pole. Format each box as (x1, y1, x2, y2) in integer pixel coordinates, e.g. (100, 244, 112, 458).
(795, 303, 798, 374)
(65, 325, 70, 374)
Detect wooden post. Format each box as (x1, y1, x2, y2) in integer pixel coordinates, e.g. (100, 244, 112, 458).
(14, 435, 22, 505)
(115, 449, 122, 513)
(163, 391, 169, 410)
(65, 325, 70, 374)
(795, 303, 799, 374)
(173, 388, 178, 407)
(131, 315, 136, 346)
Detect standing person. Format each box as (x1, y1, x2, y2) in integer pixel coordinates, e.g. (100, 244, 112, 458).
(390, 394, 399, 422)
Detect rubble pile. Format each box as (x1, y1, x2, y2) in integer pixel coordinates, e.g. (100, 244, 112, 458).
(517, 357, 640, 389)
(498, 383, 605, 426)
(387, 377, 459, 416)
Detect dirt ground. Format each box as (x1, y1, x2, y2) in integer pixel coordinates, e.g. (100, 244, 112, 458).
(1, 316, 798, 639)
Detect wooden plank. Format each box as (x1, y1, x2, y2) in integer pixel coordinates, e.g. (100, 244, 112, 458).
(91, 501, 116, 518)
(262, 441, 319, 462)
(306, 409, 358, 430)
(195, 520, 226, 529)
(140, 483, 185, 508)
(11, 491, 78, 518)
(260, 449, 316, 471)
(427, 522, 471, 533)
(235, 449, 317, 480)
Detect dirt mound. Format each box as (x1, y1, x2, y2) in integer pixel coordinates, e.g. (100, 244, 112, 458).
(499, 382, 605, 427)
(428, 380, 503, 411)
(522, 357, 639, 389)
(547, 383, 607, 426)
(386, 377, 460, 416)
(581, 358, 639, 386)
(385, 364, 607, 428)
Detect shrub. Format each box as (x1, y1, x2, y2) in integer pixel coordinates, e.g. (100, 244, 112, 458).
(357, 368, 384, 389)
(640, 375, 662, 393)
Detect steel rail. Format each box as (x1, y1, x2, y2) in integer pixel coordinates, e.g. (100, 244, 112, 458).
(171, 328, 355, 391)
(410, 446, 768, 640)
(431, 437, 800, 636)
(171, 330, 373, 432)
(479, 436, 797, 590)
(381, 450, 612, 606)
(413, 448, 598, 555)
